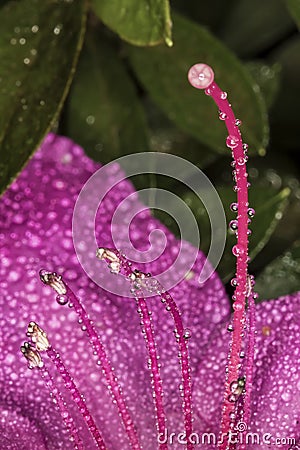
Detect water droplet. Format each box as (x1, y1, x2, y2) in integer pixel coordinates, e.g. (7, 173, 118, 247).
(230, 380, 239, 393)
(31, 25, 39, 33)
(281, 391, 292, 402)
(229, 220, 238, 231)
(235, 119, 242, 127)
(24, 58, 30, 65)
(247, 208, 255, 218)
(237, 156, 246, 166)
(228, 393, 237, 403)
(56, 294, 69, 305)
(10, 38, 17, 45)
(86, 115, 95, 125)
(220, 91, 227, 100)
(227, 324, 234, 332)
(240, 351, 245, 358)
(233, 302, 243, 311)
(53, 24, 63, 35)
(230, 202, 238, 212)
(183, 328, 192, 340)
(226, 135, 239, 149)
(232, 244, 245, 256)
(219, 111, 227, 121)
(243, 143, 249, 152)
(231, 278, 238, 287)
(19, 38, 26, 45)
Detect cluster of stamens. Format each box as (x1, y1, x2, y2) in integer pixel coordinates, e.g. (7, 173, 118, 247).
(20, 64, 256, 450)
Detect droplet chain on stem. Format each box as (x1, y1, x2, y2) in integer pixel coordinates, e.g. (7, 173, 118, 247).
(40, 364, 84, 450)
(97, 248, 194, 450)
(133, 289, 168, 450)
(188, 63, 256, 449)
(39, 270, 142, 450)
(47, 346, 106, 449)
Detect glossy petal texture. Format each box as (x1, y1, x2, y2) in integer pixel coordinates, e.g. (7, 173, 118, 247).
(0, 134, 229, 450)
(194, 291, 300, 449)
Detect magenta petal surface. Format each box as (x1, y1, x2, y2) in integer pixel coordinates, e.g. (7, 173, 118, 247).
(193, 291, 300, 449)
(0, 134, 230, 449)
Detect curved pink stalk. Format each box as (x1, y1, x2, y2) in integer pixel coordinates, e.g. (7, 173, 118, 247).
(97, 248, 194, 450)
(134, 292, 168, 450)
(240, 289, 256, 448)
(39, 365, 85, 450)
(160, 290, 193, 450)
(39, 270, 141, 450)
(47, 346, 106, 449)
(188, 64, 255, 449)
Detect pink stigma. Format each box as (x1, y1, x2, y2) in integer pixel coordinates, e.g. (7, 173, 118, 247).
(187, 63, 214, 90)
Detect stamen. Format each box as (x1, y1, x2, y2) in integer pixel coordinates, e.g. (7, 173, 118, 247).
(188, 63, 256, 449)
(21, 342, 84, 450)
(24, 323, 107, 450)
(39, 271, 141, 450)
(98, 249, 194, 450)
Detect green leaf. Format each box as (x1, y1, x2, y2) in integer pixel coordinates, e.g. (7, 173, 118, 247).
(172, 0, 236, 31)
(92, 0, 172, 47)
(65, 28, 149, 163)
(146, 99, 219, 169)
(220, 0, 295, 57)
(0, 0, 86, 195)
(128, 13, 269, 156)
(286, 0, 300, 28)
(245, 62, 281, 109)
(255, 240, 300, 300)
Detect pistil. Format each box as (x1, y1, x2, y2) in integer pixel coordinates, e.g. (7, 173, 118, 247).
(188, 63, 256, 449)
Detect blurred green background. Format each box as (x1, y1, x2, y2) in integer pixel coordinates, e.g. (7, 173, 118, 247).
(0, 0, 299, 301)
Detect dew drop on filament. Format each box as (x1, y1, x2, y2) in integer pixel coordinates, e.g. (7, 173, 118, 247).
(56, 294, 69, 306)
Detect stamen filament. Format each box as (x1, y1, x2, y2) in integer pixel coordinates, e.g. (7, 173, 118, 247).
(241, 291, 256, 446)
(40, 271, 142, 450)
(39, 364, 85, 450)
(46, 346, 106, 450)
(188, 63, 256, 449)
(132, 287, 168, 450)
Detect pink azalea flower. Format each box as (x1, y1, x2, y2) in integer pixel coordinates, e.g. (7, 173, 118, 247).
(1, 67, 299, 450)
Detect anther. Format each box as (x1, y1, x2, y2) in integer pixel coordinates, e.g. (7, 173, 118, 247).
(20, 342, 43, 369)
(96, 247, 121, 274)
(27, 321, 50, 351)
(39, 270, 67, 295)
